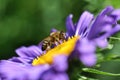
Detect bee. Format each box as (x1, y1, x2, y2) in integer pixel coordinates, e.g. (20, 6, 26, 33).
(41, 31, 66, 51)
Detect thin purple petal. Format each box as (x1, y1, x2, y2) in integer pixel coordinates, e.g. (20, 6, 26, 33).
(75, 11, 93, 37)
(87, 6, 114, 39)
(66, 14, 75, 36)
(9, 57, 33, 65)
(100, 24, 120, 39)
(15, 45, 43, 58)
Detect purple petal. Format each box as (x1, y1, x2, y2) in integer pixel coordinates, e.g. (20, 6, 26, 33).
(53, 55, 68, 72)
(52, 73, 69, 80)
(100, 6, 114, 16)
(87, 6, 114, 39)
(111, 9, 120, 20)
(9, 57, 33, 65)
(15, 45, 43, 58)
(41, 71, 69, 80)
(101, 24, 112, 32)
(75, 11, 93, 37)
(76, 38, 96, 66)
(51, 28, 58, 33)
(0, 60, 28, 80)
(66, 14, 75, 36)
(95, 38, 108, 48)
(27, 65, 50, 80)
(0, 60, 50, 80)
(80, 53, 96, 67)
(101, 24, 120, 39)
(77, 38, 96, 54)
(109, 24, 120, 35)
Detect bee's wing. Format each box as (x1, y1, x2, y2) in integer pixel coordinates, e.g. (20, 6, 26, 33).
(50, 32, 56, 36)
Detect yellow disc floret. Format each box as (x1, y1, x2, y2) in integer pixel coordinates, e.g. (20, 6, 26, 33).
(32, 35, 80, 66)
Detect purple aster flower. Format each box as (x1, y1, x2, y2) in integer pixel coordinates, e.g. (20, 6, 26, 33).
(0, 6, 120, 80)
(0, 45, 69, 80)
(66, 6, 120, 66)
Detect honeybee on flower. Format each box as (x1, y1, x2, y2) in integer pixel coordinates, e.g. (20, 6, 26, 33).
(0, 6, 120, 80)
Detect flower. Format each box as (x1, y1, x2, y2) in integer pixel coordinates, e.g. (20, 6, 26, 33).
(0, 6, 120, 80)
(66, 6, 120, 66)
(0, 29, 79, 80)
(0, 46, 69, 80)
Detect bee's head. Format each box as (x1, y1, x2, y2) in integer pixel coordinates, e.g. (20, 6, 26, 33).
(59, 31, 66, 40)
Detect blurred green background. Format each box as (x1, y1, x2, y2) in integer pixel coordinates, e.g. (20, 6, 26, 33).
(0, 0, 120, 80)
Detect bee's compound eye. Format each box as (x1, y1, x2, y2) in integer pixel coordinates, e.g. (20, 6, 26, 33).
(60, 31, 65, 36)
(60, 31, 66, 39)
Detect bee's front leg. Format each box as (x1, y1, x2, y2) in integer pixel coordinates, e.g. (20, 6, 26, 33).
(46, 46, 51, 52)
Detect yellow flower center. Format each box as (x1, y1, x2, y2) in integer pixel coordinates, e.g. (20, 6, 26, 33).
(32, 35, 80, 66)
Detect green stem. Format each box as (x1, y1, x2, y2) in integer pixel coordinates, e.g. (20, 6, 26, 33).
(82, 68, 120, 76)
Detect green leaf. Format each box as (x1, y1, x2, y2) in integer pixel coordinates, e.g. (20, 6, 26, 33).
(82, 68, 120, 76)
(110, 37, 120, 41)
(78, 76, 98, 80)
(105, 54, 120, 61)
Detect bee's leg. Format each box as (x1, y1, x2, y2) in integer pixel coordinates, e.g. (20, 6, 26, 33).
(54, 41, 59, 45)
(57, 39, 62, 44)
(46, 46, 51, 52)
(56, 38, 62, 44)
(59, 39, 62, 44)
